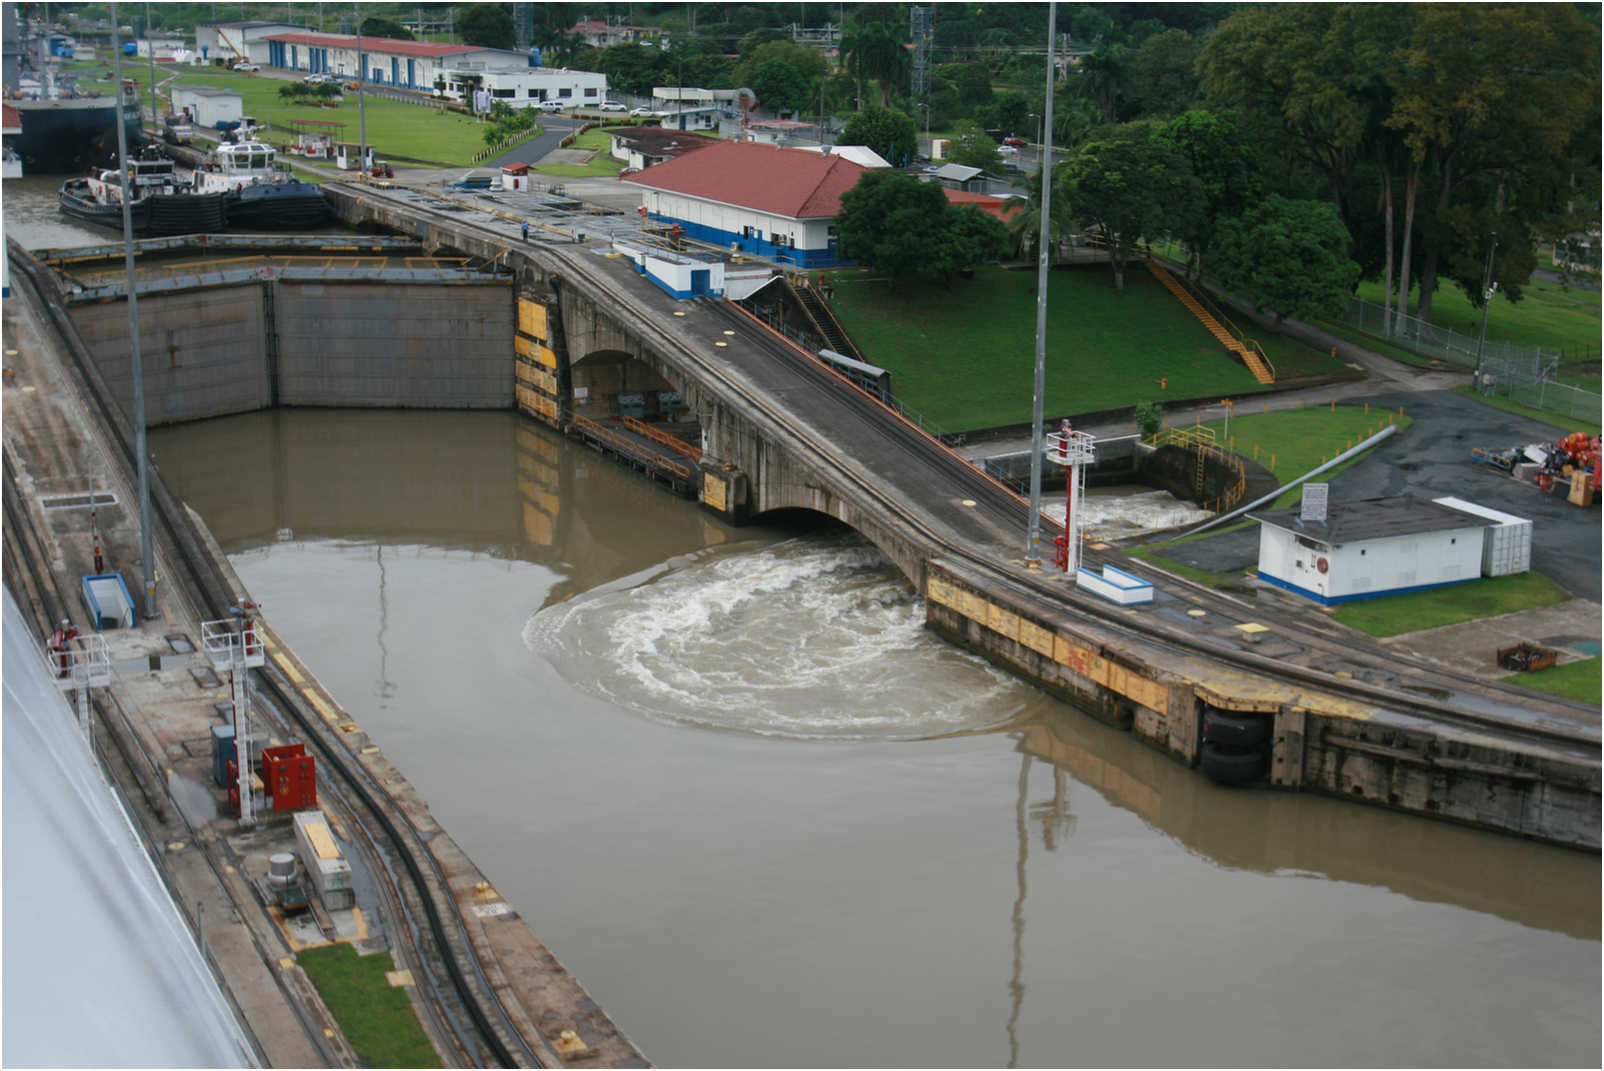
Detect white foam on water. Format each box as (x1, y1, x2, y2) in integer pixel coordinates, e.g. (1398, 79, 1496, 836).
(1043, 486, 1214, 539)
(524, 533, 1031, 740)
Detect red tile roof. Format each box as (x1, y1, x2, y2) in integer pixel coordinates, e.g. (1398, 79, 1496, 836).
(624, 139, 867, 220)
(263, 32, 479, 58)
(2, 103, 21, 132)
(942, 188, 1024, 222)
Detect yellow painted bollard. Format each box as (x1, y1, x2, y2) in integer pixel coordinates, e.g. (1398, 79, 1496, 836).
(1399, 405, 1404, 417)
(1330, 399, 1335, 411)
(1364, 401, 1370, 415)
(1230, 435, 1236, 450)
(1297, 399, 1303, 409)
(1253, 443, 1260, 459)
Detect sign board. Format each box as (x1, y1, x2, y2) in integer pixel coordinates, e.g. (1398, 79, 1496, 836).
(1301, 483, 1329, 523)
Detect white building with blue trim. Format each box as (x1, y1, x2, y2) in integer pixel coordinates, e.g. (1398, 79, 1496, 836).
(1249, 496, 1494, 605)
(623, 139, 873, 268)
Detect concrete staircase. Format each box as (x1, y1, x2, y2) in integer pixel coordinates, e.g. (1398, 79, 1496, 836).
(1146, 260, 1276, 385)
(792, 278, 865, 362)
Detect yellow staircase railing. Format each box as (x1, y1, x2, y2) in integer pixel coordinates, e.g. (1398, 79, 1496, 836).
(1150, 425, 1248, 513)
(1146, 260, 1276, 385)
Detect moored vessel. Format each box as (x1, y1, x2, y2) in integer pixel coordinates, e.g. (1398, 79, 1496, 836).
(194, 138, 330, 229)
(59, 150, 226, 236)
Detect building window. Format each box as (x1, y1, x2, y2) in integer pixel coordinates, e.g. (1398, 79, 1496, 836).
(527, 88, 538, 97)
(584, 86, 598, 97)
(493, 88, 515, 98)
(558, 88, 573, 98)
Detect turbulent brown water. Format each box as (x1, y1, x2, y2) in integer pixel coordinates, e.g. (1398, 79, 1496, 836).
(149, 408, 1600, 1068)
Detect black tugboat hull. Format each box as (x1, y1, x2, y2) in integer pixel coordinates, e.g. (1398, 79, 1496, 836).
(226, 181, 330, 229)
(60, 180, 227, 237)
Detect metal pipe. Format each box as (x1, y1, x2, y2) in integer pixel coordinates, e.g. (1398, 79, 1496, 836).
(1025, 0, 1057, 568)
(109, 4, 158, 620)
(1184, 423, 1399, 536)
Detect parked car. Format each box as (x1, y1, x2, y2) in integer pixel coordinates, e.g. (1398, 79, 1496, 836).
(302, 72, 334, 84)
(629, 106, 654, 117)
(538, 99, 567, 112)
(599, 101, 626, 112)
(1002, 136, 1028, 148)
(231, 62, 259, 72)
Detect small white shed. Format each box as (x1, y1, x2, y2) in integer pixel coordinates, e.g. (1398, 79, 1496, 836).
(1432, 497, 1532, 577)
(170, 85, 243, 130)
(1249, 496, 1493, 605)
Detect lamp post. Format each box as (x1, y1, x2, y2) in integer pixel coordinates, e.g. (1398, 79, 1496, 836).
(1025, 1, 1058, 570)
(918, 101, 930, 158)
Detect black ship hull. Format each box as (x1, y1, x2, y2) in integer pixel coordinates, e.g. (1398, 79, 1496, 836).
(16, 97, 142, 175)
(60, 181, 227, 237)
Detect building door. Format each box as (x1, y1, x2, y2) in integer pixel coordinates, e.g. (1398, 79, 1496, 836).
(690, 269, 710, 295)
(406, 59, 415, 87)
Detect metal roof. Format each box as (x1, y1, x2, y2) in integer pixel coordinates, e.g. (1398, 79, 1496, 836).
(623, 139, 867, 220)
(1248, 496, 1494, 544)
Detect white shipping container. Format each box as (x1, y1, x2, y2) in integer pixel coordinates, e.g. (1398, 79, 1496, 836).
(1433, 497, 1532, 577)
(293, 810, 353, 897)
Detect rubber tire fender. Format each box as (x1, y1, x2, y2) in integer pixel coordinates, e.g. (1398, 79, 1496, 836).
(1200, 741, 1268, 786)
(1202, 710, 1272, 749)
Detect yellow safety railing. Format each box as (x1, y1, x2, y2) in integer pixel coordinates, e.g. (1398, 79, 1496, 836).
(1146, 259, 1276, 384)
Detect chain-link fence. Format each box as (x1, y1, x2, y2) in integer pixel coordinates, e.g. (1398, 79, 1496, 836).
(1477, 356, 1602, 422)
(1343, 296, 1559, 370)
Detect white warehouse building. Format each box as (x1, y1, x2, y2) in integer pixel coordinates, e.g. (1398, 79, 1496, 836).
(256, 31, 605, 106)
(1249, 496, 1495, 605)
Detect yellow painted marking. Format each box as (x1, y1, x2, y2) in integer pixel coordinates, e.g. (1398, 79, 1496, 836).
(386, 969, 415, 987)
(1090, 543, 1111, 551)
(961, 499, 976, 507)
(1235, 622, 1269, 634)
(280, 956, 295, 969)
(303, 820, 341, 860)
(261, 632, 278, 650)
(361, 745, 381, 754)
(21, 385, 35, 392)
(167, 841, 186, 851)
(324, 1029, 335, 1039)
(5, 349, 17, 356)
(673, 311, 686, 316)
(715, 341, 728, 347)
(304, 689, 340, 723)
(1187, 609, 1207, 617)
(722, 329, 735, 335)
(272, 651, 304, 683)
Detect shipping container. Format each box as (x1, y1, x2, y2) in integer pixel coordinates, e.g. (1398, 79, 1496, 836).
(293, 810, 353, 901)
(81, 573, 136, 630)
(1433, 497, 1532, 577)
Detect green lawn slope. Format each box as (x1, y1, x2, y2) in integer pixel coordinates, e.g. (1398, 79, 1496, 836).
(825, 265, 1349, 433)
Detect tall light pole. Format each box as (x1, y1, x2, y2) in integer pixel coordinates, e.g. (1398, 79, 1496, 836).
(110, 3, 158, 619)
(355, 4, 367, 176)
(1473, 231, 1498, 385)
(1025, 1, 1057, 569)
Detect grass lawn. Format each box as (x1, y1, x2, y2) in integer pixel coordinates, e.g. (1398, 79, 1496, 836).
(1501, 657, 1601, 705)
(1176, 404, 1414, 508)
(533, 128, 626, 178)
(1354, 274, 1602, 361)
(297, 944, 441, 1068)
(98, 65, 499, 166)
(1332, 571, 1570, 638)
(826, 265, 1348, 433)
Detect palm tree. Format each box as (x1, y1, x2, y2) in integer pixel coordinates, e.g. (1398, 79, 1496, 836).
(1074, 44, 1129, 123)
(1007, 165, 1072, 262)
(844, 21, 910, 109)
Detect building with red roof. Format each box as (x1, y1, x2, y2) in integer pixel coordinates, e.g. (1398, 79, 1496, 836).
(624, 140, 869, 267)
(942, 188, 1024, 223)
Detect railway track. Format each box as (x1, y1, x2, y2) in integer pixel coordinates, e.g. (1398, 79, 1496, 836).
(5, 247, 539, 1069)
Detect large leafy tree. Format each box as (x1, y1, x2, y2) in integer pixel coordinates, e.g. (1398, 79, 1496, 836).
(1007, 165, 1073, 262)
(360, 16, 412, 40)
(1212, 195, 1359, 320)
(839, 107, 918, 168)
(1154, 109, 1261, 277)
(457, 4, 514, 50)
(1130, 28, 1199, 118)
(1071, 43, 1131, 123)
(596, 44, 671, 97)
(750, 57, 811, 116)
(732, 40, 829, 90)
(836, 171, 1008, 288)
(1062, 122, 1197, 292)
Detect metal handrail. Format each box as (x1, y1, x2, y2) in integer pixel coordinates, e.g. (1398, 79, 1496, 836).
(621, 415, 702, 460)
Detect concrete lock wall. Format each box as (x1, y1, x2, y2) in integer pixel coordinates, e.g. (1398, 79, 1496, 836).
(70, 285, 272, 425)
(275, 282, 513, 408)
(70, 281, 515, 425)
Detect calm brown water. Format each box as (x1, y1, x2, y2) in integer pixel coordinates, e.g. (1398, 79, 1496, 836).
(149, 409, 1599, 1066)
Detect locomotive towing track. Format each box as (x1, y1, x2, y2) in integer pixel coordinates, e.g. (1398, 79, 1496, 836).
(2, 244, 647, 1068)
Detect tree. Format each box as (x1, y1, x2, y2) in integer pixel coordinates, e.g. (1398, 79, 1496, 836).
(840, 107, 918, 168)
(1007, 165, 1072, 262)
(1154, 109, 1260, 277)
(844, 20, 910, 109)
(1072, 43, 1131, 123)
(750, 57, 811, 116)
(597, 43, 671, 97)
(360, 15, 412, 40)
(1062, 123, 1196, 291)
(836, 171, 1006, 287)
(1211, 195, 1359, 320)
(1130, 28, 1198, 118)
(947, 119, 1001, 172)
(457, 4, 514, 50)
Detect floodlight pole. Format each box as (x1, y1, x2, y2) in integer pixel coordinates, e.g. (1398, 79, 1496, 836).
(110, 4, 158, 620)
(1473, 231, 1498, 384)
(355, 4, 367, 176)
(1025, 1, 1057, 569)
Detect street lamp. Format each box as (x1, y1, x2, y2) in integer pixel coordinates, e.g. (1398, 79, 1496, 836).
(1473, 231, 1499, 386)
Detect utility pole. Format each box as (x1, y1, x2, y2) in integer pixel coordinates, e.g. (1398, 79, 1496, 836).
(1025, 1, 1057, 570)
(1473, 231, 1499, 385)
(110, 3, 157, 619)
(144, 2, 157, 126)
(355, 3, 367, 176)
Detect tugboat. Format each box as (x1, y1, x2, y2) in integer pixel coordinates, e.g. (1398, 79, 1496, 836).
(59, 148, 227, 236)
(193, 137, 330, 229)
